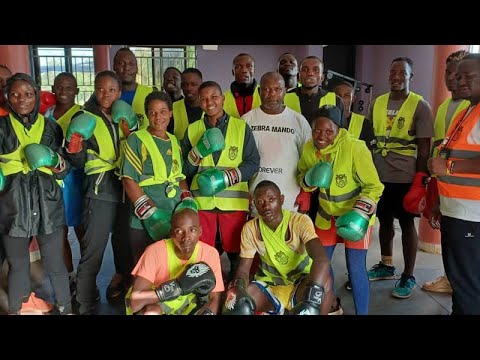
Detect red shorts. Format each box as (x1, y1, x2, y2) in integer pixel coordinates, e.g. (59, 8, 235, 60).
(198, 211, 247, 253)
(315, 219, 372, 250)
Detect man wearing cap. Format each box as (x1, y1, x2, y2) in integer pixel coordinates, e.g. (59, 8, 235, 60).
(297, 105, 384, 315)
(126, 207, 224, 315)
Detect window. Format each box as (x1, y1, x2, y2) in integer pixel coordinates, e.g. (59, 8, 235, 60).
(128, 46, 197, 89)
(30, 46, 95, 105)
(470, 45, 480, 53)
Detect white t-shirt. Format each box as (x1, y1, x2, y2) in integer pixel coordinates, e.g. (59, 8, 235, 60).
(242, 106, 311, 214)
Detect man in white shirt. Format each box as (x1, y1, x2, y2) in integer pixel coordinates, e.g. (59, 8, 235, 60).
(242, 72, 311, 215)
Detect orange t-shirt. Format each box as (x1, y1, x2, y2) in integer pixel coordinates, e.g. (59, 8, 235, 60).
(0, 108, 8, 117)
(132, 240, 225, 293)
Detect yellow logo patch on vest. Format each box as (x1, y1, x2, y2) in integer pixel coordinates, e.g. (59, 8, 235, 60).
(274, 251, 289, 265)
(166, 148, 172, 156)
(228, 146, 238, 161)
(336, 174, 347, 188)
(397, 117, 405, 129)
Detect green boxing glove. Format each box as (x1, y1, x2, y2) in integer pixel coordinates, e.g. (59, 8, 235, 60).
(335, 197, 375, 242)
(66, 112, 97, 153)
(24, 143, 65, 173)
(112, 100, 138, 136)
(304, 161, 333, 189)
(0, 168, 5, 191)
(197, 168, 241, 196)
(188, 128, 225, 166)
(134, 195, 171, 240)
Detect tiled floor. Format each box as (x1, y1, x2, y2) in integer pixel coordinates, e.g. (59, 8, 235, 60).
(74, 217, 451, 315)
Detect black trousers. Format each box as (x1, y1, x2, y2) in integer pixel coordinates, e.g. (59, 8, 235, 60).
(441, 216, 480, 315)
(76, 198, 118, 314)
(2, 229, 71, 314)
(111, 199, 134, 279)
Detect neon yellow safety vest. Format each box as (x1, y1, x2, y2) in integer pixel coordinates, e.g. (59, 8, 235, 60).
(300, 131, 379, 230)
(132, 84, 154, 130)
(135, 129, 185, 196)
(172, 99, 204, 140)
(373, 92, 422, 157)
(223, 85, 261, 118)
(284, 91, 336, 114)
(189, 118, 249, 211)
(125, 239, 199, 315)
(56, 104, 82, 136)
(255, 211, 312, 286)
(83, 111, 117, 176)
(432, 97, 470, 157)
(347, 112, 365, 140)
(0, 114, 53, 177)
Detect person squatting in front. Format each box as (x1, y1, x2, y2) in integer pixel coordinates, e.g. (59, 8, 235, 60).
(126, 207, 224, 315)
(0, 73, 72, 314)
(222, 180, 333, 315)
(297, 105, 384, 315)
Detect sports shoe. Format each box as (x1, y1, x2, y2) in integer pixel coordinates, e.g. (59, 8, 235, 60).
(344, 280, 352, 291)
(367, 262, 396, 281)
(392, 274, 416, 299)
(106, 273, 127, 300)
(328, 297, 344, 315)
(422, 275, 452, 294)
(20, 293, 54, 315)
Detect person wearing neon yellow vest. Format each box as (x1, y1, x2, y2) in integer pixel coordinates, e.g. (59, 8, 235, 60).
(298, 105, 384, 315)
(65, 70, 132, 314)
(182, 81, 260, 282)
(223, 53, 261, 118)
(422, 50, 470, 295)
(278, 53, 299, 92)
(368, 57, 434, 300)
(169, 68, 204, 141)
(333, 80, 375, 149)
(222, 180, 333, 315)
(162, 67, 183, 103)
(127, 207, 223, 315)
(44, 72, 84, 283)
(113, 47, 156, 130)
(0, 73, 72, 314)
(121, 91, 193, 265)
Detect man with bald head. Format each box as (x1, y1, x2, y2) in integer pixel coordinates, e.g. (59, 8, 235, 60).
(242, 72, 312, 216)
(224, 53, 261, 118)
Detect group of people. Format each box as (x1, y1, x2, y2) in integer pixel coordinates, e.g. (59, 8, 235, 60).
(0, 46, 479, 315)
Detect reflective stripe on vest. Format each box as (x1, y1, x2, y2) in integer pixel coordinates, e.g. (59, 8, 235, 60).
(132, 84, 154, 130)
(284, 91, 336, 114)
(373, 92, 422, 157)
(172, 99, 204, 140)
(348, 112, 365, 139)
(0, 114, 53, 177)
(432, 98, 470, 156)
(189, 117, 249, 211)
(254, 213, 312, 286)
(135, 129, 185, 191)
(223, 85, 261, 118)
(56, 104, 82, 136)
(437, 104, 480, 200)
(84, 111, 117, 175)
(301, 132, 376, 230)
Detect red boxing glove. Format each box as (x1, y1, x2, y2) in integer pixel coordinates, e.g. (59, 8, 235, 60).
(422, 177, 438, 219)
(403, 172, 428, 215)
(39, 91, 56, 115)
(295, 189, 311, 213)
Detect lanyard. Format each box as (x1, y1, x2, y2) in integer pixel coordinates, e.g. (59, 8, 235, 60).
(439, 105, 474, 158)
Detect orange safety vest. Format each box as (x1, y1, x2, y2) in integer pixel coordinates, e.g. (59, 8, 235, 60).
(437, 103, 480, 200)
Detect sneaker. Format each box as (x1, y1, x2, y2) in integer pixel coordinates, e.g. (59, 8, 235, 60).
(106, 273, 126, 300)
(367, 262, 396, 281)
(328, 297, 344, 315)
(392, 274, 416, 299)
(344, 280, 352, 291)
(422, 275, 452, 294)
(20, 293, 54, 315)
